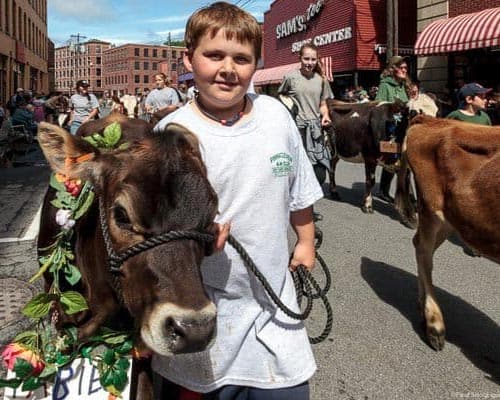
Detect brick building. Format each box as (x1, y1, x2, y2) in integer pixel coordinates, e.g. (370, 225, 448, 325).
(102, 44, 185, 97)
(414, 1, 500, 97)
(54, 39, 112, 96)
(253, 0, 417, 96)
(0, 0, 49, 102)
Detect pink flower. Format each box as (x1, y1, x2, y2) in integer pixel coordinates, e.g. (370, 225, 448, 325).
(1, 343, 45, 376)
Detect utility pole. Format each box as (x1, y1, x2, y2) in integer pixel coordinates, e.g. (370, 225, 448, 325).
(69, 33, 87, 93)
(168, 32, 171, 46)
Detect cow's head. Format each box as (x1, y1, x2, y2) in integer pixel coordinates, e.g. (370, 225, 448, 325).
(37, 121, 218, 356)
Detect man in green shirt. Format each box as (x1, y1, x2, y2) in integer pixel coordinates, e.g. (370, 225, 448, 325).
(447, 82, 492, 126)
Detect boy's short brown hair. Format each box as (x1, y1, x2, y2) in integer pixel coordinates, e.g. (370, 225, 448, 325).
(185, 1, 262, 62)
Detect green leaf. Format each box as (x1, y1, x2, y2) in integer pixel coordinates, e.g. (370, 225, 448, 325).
(49, 173, 66, 192)
(83, 135, 99, 147)
(81, 345, 94, 359)
(55, 353, 71, 367)
(50, 199, 65, 209)
(103, 122, 122, 147)
(64, 326, 79, 344)
(73, 190, 95, 220)
(116, 357, 130, 370)
(14, 331, 38, 347)
(115, 340, 133, 355)
(0, 377, 22, 389)
(22, 293, 57, 318)
(21, 376, 42, 392)
(110, 367, 128, 391)
(118, 142, 129, 151)
(64, 263, 81, 286)
(13, 358, 33, 379)
(60, 291, 88, 315)
(38, 364, 57, 379)
(102, 349, 116, 365)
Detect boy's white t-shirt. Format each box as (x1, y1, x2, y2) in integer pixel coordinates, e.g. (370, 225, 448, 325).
(152, 94, 323, 393)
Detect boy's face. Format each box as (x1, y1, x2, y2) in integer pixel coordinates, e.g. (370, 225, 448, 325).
(184, 29, 256, 111)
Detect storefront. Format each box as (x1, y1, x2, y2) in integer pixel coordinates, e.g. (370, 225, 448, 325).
(414, 6, 500, 101)
(254, 0, 416, 97)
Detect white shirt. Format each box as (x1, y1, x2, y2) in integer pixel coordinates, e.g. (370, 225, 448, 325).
(152, 94, 322, 393)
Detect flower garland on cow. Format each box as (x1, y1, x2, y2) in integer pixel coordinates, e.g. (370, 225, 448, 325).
(0, 123, 143, 399)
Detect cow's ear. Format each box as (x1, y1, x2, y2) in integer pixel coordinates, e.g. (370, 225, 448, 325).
(38, 122, 100, 180)
(165, 123, 205, 168)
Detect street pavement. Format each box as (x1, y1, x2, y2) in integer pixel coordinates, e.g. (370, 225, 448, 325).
(0, 158, 498, 399)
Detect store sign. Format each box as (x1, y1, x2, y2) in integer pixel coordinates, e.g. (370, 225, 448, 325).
(276, 0, 324, 39)
(291, 26, 353, 52)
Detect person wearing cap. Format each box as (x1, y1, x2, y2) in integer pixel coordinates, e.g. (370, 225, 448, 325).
(446, 82, 492, 126)
(68, 80, 99, 134)
(375, 55, 411, 203)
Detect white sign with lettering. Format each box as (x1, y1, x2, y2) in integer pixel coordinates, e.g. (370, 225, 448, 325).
(3, 358, 131, 400)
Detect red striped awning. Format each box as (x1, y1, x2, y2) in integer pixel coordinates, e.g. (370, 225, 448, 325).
(253, 57, 334, 86)
(415, 7, 500, 55)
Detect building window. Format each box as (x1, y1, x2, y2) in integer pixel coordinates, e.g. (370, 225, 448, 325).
(153, 49, 157, 57)
(162, 50, 167, 58)
(143, 48, 149, 57)
(135, 75, 140, 83)
(134, 61, 140, 70)
(96, 57, 101, 64)
(144, 62, 149, 70)
(144, 75, 149, 84)
(172, 50, 177, 58)
(171, 63, 177, 71)
(134, 48, 140, 56)
(96, 68, 101, 76)
(152, 62, 158, 71)
(96, 80, 102, 87)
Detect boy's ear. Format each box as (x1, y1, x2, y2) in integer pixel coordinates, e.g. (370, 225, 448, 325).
(183, 52, 193, 73)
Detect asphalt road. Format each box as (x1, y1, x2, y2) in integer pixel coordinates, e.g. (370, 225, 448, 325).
(0, 161, 498, 400)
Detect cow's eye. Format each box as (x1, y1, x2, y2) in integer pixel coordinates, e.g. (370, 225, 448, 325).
(113, 205, 132, 229)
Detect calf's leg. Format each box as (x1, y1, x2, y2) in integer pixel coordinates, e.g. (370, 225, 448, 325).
(413, 209, 452, 350)
(361, 161, 376, 213)
(328, 156, 340, 200)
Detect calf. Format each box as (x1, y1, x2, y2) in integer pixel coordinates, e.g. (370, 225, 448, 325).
(326, 99, 408, 213)
(37, 115, 219, 397)
(395, 114, 500, 350)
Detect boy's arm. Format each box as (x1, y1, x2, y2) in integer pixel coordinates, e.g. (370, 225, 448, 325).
(290, 206, 316, 272)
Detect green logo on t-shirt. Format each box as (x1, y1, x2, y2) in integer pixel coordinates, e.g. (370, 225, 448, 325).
(270, 152, 292, 177)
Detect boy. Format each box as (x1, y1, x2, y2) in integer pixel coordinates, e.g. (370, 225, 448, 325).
(152, 2, 323, 399)
(447, 82, 492, 125)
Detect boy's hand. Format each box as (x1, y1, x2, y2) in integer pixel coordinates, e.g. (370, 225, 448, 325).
(213, 222, 231, 252)
(289, 240, 315, 272)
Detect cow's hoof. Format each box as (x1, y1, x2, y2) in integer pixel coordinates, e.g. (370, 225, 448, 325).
(401, 217, 417, 230)
(330, 192, 341, 201)
(427, 326, 445, 351)
(361, 205, 373, 214)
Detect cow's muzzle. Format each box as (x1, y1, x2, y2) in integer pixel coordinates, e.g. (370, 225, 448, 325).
(141, 302, 217, 356)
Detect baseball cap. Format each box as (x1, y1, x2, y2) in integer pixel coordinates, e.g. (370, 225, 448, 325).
(76, 80, 90, 87)
(388, 55, 408, 67)
(458, 83, 492, 99)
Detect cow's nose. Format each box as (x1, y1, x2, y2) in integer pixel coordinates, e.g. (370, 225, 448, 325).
(164, 316, 216, 353)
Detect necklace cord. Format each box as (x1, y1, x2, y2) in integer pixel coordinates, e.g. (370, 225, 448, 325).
(195, 95, 247, 126)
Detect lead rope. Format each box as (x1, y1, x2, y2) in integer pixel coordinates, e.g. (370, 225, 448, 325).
(227, 228, 333, 344)
(99, 197, 332, 343)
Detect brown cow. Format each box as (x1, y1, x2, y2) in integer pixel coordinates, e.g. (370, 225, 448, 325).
(395, 114, 500, 350)
(37, 115, 219, 397)
(326, 99, 408, 213)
